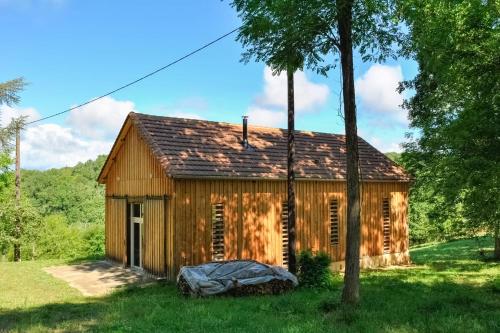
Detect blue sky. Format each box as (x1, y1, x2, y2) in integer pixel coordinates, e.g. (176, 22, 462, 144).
(0, 0, 418, 169)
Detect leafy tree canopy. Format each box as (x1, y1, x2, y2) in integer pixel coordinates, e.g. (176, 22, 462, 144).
(22, 155, 107, 225)
(0, 78, 26, 107)
(232, 0, 402, 75)
(399, 0, 500, 255)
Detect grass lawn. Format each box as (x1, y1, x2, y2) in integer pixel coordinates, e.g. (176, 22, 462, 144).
(0, 238, 498, 333)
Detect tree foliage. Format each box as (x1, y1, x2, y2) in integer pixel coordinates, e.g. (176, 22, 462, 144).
(0, 156, 106, 261)
(22, 155, 106, 225)
(0, 78, 26, 107)
(232, 0, 324, 73)
(399, 0, 500, 256)
(0, 197, 41, 260)
(34, 214, 104, 260)
(232, 0, 404, 304)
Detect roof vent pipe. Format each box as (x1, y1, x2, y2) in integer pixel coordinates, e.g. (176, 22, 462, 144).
(242, 116, 248, 148)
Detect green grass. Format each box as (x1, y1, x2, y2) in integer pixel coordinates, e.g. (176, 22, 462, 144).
(0, 238, 498, 332)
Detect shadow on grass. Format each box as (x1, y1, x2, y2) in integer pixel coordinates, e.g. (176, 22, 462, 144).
(1, 275, 499, 332)
(65, 255, 106, 265)
(426, 260, 497, 272)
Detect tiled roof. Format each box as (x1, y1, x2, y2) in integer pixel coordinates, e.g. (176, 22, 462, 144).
(129, 112, 410, 181)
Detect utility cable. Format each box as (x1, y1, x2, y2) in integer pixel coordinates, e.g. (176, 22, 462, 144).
(27, 27, 240, 125)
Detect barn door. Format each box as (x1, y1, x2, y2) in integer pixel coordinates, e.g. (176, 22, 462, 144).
(105, 197, 127, 265)
(143, 197, 167, 276)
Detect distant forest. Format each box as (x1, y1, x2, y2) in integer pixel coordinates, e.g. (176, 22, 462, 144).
(23, 155, 106, 226)
(0, 156, 106, 261)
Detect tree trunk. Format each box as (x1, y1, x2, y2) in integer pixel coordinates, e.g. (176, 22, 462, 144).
(14, 125, 21, 262)
(494, 221, 500, 260)
(287, 68, 297, 274)
(338, 0, 361, 304)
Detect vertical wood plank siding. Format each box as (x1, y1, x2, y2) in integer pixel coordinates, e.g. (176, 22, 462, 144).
(143, 198, 166, 275)
(103, 123, 409, 278)
(104, 125, 173, 278)
(104, 197, 127, 263)
(171, 179, 409, 276)
(105, 126, 174, 196)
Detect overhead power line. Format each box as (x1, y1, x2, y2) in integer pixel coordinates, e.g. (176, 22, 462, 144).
(27, 27, 241, 125)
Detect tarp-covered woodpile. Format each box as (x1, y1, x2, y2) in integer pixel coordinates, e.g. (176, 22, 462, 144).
(177, 260, 298, 296)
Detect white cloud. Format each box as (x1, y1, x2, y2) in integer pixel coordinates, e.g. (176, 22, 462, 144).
(66, 96, 134, 140)
(355, 64, 408, 125)
(1, 96, 214, 170)
(6, 96, 211, 170)
(244, 67, 329, 128)
(256, 67, 330, 114)
(21, 123, 112, 169)
(246, 107, 286, 128)
(0, 105, 40, 126)
(367, 136, 403, 153)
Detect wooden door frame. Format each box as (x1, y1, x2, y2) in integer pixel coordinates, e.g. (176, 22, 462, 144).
(129, 201, 144, 270)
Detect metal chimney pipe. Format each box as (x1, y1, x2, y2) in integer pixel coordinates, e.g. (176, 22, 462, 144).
(242, 116, 248, 147)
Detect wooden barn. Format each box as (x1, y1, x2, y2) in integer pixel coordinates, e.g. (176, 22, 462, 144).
(98, 112, 411, 279)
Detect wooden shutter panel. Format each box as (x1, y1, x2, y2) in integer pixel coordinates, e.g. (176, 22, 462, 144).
(211, 203, 225, 261)
(281, 201, 289, 267)
(330, 199, 340, 246)
(382, 198, 391, 253)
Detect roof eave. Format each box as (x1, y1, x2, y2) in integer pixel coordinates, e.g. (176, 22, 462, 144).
(97, 113, 135, 184)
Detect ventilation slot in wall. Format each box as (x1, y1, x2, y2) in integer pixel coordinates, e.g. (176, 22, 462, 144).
(211, 203, 225, 261)
(382, 198, 391, 253)
(330, 199, 340, 245)
(281, 201, 289, 267)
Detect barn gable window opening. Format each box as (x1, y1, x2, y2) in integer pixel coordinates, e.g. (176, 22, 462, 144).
(329, 199, 340, 246)
(281, 201, 289, 268)
(382, 198, 391, 253)
(211, 203, 225, 261)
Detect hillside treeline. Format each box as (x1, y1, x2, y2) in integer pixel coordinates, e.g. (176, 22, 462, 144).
(0, 156, 106, 261)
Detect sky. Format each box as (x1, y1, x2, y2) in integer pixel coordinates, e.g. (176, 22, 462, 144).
(0, 0, 418, 170)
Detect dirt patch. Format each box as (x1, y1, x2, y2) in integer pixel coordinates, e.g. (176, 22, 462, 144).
(44, 261, 150, 296)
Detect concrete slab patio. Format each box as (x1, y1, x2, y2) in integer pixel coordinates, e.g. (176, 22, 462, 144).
(44, 261, 151, 296)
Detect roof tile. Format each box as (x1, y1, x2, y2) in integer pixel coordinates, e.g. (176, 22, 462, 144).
(130, 112, 410, 181)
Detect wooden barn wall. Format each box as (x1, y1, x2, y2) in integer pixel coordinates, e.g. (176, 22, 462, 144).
(143, 198, 166, 275)
(172, 179, 408, 274)
(105, 197, 127, 263)
(105, 125, 174, 197)
(103, 125, 174, 278)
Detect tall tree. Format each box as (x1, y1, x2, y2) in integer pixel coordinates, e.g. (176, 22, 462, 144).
(11, 117, 26, 261)
(0, 77, 27, 261)
(336, 0, 362, 304)
(231, 1, 402, 302)
(305, 0, 401, 304)
(399, 0, 500, 258)
(231, 0, 324, 274)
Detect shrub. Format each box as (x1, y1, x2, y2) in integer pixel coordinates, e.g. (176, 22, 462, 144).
(34, 216, 105, 260)
(35, 214, 85, 259)
(297, 250, 334, 289)
(82, 223, 105, 258)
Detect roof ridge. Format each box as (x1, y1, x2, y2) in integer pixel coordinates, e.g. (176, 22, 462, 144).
(98, 112, 412, 182)
(132, 112, 347, 138)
